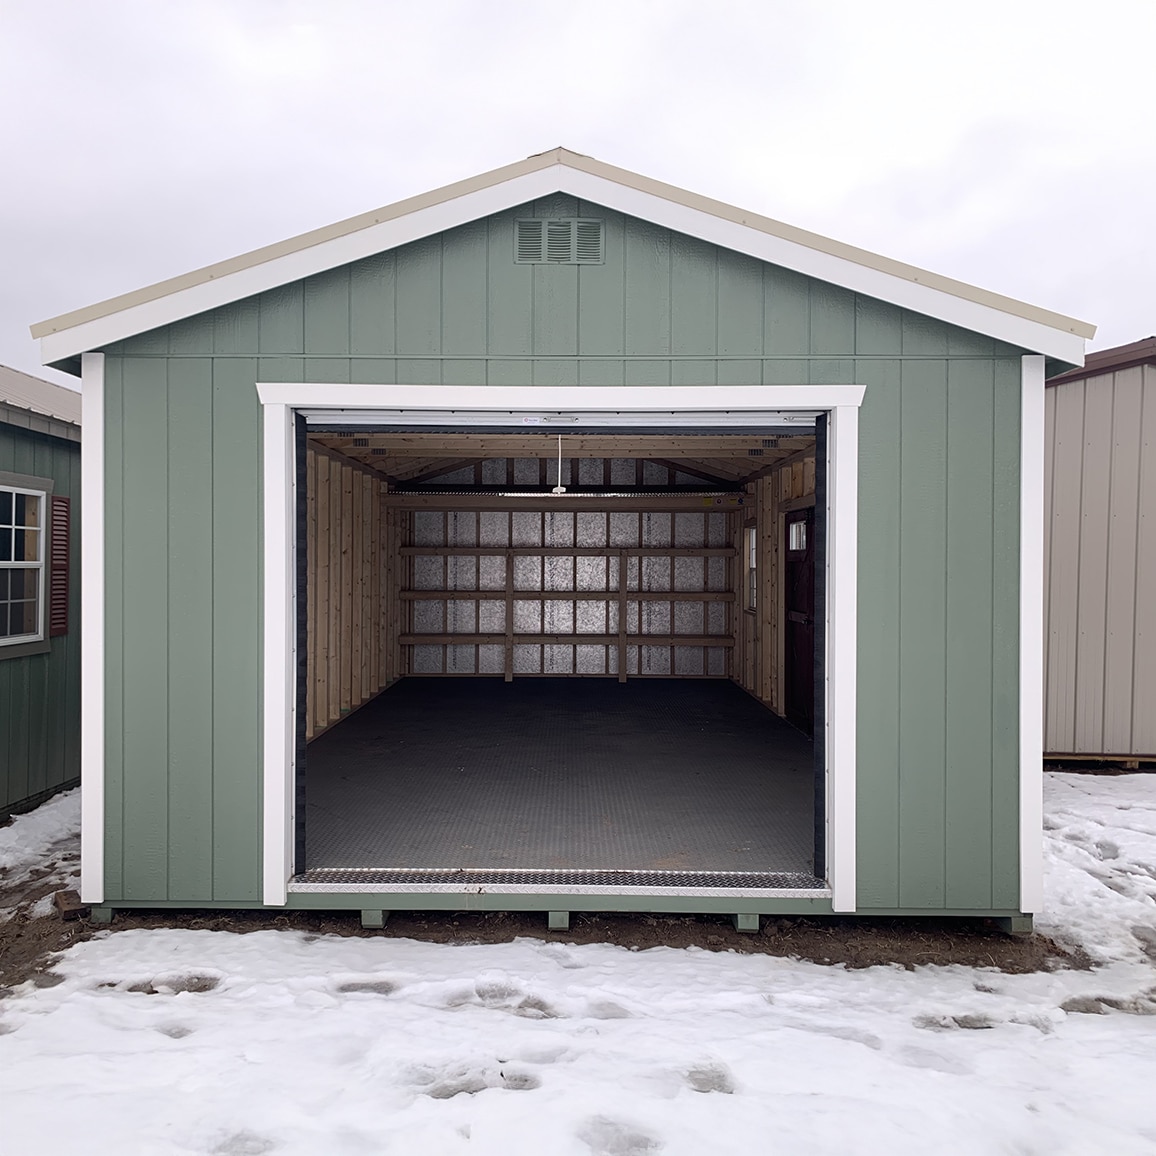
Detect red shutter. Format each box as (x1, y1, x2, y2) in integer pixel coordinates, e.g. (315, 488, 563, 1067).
(49, 495, 70, 637)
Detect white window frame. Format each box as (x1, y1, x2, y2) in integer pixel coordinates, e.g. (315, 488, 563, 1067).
(0, 481, 49, 648)
(254, 384, 863, 910)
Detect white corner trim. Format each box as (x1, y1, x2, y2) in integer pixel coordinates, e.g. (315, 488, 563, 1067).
(38, 158, 1085, 365)
(1019, 355, 1046, 913)
(826, 405, 859, 912)
(261, 402, 296, 905)
(79, 352, 105, 904)
(257, 382, 864, 908)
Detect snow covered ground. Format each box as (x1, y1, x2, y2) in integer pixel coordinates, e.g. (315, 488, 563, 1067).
(2, 774, 1155, 1155)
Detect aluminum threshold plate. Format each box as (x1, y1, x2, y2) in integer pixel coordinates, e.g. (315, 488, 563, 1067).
(289, 868, 830, 899)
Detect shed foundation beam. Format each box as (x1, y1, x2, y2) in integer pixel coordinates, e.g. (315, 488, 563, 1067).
(995, 915, 1033, 936)
(360, 909, 389, 929)
(547, 911, 570, 931)
(88, 906, 113, 925)
(732, 913, 760, 934)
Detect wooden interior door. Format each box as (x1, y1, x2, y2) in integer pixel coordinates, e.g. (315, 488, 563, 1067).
(784, 507, 815, 734)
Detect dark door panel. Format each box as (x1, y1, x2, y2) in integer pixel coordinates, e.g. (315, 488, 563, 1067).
(785, 507, 815, 734)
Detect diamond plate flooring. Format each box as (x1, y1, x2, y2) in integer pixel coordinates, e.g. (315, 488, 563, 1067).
(303, 679, 817, 877)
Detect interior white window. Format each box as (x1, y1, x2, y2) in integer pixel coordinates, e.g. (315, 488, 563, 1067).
(0, 485, 46, 645)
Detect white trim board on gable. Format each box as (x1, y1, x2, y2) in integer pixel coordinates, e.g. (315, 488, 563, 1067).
(32, 149, 1093, 367)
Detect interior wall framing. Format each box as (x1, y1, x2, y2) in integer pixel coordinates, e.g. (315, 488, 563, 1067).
(305, 444, 388, 739)
(399, 500, 735, 680)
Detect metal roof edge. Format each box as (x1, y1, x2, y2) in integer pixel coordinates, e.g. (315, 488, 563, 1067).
(0, 363, 82, 425)
(31, 145, 1095, 349)
(560, 150, 1095, 342)
(31, 149, 563, 340)
(1046, 336, 1156, 386)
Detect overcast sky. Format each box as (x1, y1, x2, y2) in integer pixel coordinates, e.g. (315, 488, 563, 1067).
(3, 0, 1153, 388)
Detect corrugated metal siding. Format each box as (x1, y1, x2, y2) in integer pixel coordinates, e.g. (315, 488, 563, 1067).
(100, 198, 1024, 910)
(0, 422, 81, 813)
(1044, 364, 1156, 756)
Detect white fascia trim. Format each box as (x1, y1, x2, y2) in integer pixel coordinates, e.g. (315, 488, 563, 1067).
(1019, 355, 1046, 913)
(39, 167, 564, 365)
(826, 404, 859, 912)
(41, 162, 1082, 365)
(79, 352, 105, 904)
(257, 382, 864, 909)
(561, 170, 1086, 366)
(261, 402, 296, 905)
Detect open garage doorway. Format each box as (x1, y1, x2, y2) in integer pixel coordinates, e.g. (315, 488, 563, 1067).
(292, 423, 826, 890)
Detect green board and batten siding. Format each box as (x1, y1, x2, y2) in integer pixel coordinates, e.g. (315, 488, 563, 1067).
(98, 196, 1024, 911)
(0, 423, 81, 814)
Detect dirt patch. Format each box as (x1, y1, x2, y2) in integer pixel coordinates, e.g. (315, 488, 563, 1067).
(0, 903, 1086, 995)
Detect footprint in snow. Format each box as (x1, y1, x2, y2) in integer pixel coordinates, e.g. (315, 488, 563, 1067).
(788, 1022, 883, 1050)
(127, 974, 220, 995)
(465, 973, 564, 1018)
(535, 941, 586, 969)
(577, 1116, 664, 1155)
(683, 1063, 735, 1094)
(913, 1013, 997, 1032)
(156, 1023, 194, 1039)
(586, 999, 631, 1020)
(210, 1132, 277, 1155)
(1132, 926, 1156, 962)
(335, 979, 399, 995)
(410, 1062, 541, 1099)
(895, 1045, 972, 1075)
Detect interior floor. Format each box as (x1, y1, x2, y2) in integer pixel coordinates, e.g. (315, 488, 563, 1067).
(301, 679, 817, 881)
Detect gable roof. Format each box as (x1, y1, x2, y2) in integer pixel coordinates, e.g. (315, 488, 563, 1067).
(31, 147, 1094, 369)
(1046, 335, 1156, 387)
(0, 363, 81, 428)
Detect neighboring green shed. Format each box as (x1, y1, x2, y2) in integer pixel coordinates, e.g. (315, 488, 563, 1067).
(32, 149, 1094, 929)
(0, 364, 80, 816)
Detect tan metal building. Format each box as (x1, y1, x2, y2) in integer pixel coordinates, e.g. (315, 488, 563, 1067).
(1045, 337, 1156, 763)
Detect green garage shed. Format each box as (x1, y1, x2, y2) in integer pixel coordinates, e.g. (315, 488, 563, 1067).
(32, 149, 1094, 929)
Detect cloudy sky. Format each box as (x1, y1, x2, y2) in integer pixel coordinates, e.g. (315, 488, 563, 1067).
(3, 0, 1153, 387)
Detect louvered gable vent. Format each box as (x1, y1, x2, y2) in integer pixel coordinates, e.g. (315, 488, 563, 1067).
(515, 218, 603, 264)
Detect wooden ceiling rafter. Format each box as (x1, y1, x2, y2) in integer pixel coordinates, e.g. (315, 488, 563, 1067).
(650, 457, 743, 486)
(390, 457, 484, 484)
(307, 432, 818, 487)
(311, 433, 814, 460)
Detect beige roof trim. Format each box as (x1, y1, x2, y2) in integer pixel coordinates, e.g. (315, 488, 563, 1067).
(31, 146, 1095, 349)
(0, 363, 81, 425)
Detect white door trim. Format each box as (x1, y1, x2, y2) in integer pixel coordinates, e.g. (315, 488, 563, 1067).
(256, 383, 864, 909)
